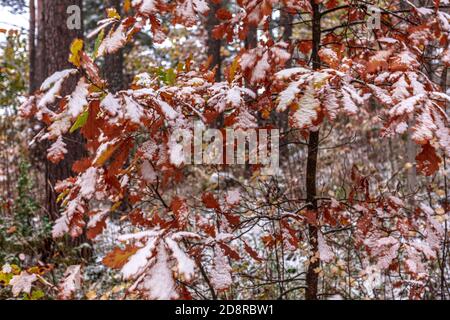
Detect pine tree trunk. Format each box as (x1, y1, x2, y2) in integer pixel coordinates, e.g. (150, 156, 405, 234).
(28, 0, 37, 93)
(305, 0, 321, 300)
(41, 0, 85, 221)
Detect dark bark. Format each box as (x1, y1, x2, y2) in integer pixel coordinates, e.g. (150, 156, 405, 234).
(281, 8, 293, 63)
(41, 0, 86, 221)
(245, 26, 257, 49)
(305, 0, 321, 300)
(206, 1, 222, 82)
(35, 0, 45, 85)
(29, 0, 37, 93)
(103, 0, 125, 92)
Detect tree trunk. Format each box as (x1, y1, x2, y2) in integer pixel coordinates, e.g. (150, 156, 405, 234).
(35, 0, 45, 86)
(305, 0, 321, 300)
(28, 0, 37, 93)
(103, 0, 125, 92)
(41, 0, 85, 220)
(281, 8, 293, 66)
(245, 25, 257, 49)
(206, 1, 222, 82)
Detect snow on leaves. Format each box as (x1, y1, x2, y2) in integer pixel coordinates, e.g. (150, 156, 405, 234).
(51, 167, 99, 238)
(210, 245, 232, 291)
(47, 136, 68, 164)
(317, 232, 334, 263)
(58, 265, 82, 300)
(37, 69, 78, 114)
(110, 229, 200, 299)
(67, 78, 89, 119)
(240, 41, 290, 85)
(9, 272, 38, 297)
(174, 0, 209, 27)
(275, 65, 365, 129)
(18, 0, 450, 301)
(97, 23, 128, 57)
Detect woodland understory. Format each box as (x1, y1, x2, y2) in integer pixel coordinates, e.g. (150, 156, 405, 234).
(0, 0, 449, 300)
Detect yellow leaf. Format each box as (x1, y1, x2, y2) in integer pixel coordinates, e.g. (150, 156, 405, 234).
(124, 0, 131, 13)
(68, 38, 84, 67)
(106, 8, 121, 20)
(111, 201, 122, 212)
(56, 189, 70, 203)
(228, 56, 239, 83)
(86, 290, 97, 300)
(112, 285, 124, 293)
(94, 141, 122, 167)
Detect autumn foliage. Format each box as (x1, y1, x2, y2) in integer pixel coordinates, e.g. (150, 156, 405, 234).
(2, 0, 449, 300)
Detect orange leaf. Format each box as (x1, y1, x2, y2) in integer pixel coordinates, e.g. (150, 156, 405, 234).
(102, 245, 139, 269)
(218, 243, 240, 260)
(216, 8, 232, 20)
(94, 141, 123, 167)
(301, 209, 317, 225)
(202, 192, 220, 210)
(72, 158, 93, 173)
(244, 242, 262, 262)
(416, 143, 442, 176)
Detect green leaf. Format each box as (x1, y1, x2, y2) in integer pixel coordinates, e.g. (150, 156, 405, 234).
(93, 29, 105, 59)
(70, 109, 89, 133)
(31, 290, 45, 300)
(166, 68, 176, 85)
(0, 272, 13, 285)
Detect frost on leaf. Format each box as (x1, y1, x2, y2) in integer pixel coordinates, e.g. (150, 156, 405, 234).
(77, 167, 98, 200)
(291, 83, 320, 129)
(318, 232, 334, 263)
(225, 189, 240, 206)
(67, 78, 89, 119)
(141, 160, 157, 183)
(174, 0, 209, 27)
(40, 69, 78, 92)
(123, 96, 145, 124)
(47, 136, 68, 164)
(208, 82, 255, 113)
(132, 0, 160, 15)
(165, 237, 196, 281)
(38, 69, 78, 109)
(275, 68, 364, 129)
(240, 42, 290, 84)
(52, 198, 86, 238)
(276, 80, 302, 112)
(41, 115, 72, 140)
(9, 272, 38, 297)
(364, 236, 400, 270)
(210, 245, 232, 291)
(138, 243, 179, 300)
(115, 229, 199, 299)
(58, 265, 82, 300)
(100, 92, 122, 118)
(98, 23, 127, 57)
